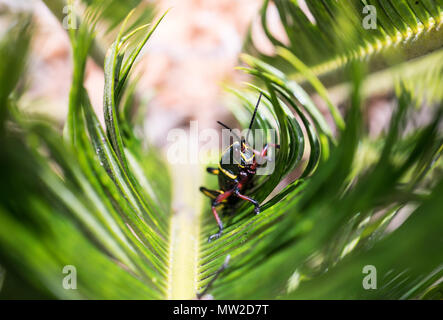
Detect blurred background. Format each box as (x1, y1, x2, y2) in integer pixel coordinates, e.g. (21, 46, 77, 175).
(1, 0, 390, 147)
(0, 0, 269, 145)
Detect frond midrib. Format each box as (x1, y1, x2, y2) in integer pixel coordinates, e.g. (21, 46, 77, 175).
(167, 163, 204, 299)
(296, 17, 443, 89)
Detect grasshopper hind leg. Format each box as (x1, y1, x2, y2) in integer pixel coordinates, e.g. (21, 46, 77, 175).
(200, 188, 236, 241)
(208, 205, 223, 242)
(199, 187, 224, 241)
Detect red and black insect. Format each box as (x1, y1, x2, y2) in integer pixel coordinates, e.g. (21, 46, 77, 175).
(200, 93, 279, 241)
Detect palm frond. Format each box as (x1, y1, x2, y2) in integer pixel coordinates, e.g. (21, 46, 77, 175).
(244, 0, 443, 89)
(0, 10, 170, 299)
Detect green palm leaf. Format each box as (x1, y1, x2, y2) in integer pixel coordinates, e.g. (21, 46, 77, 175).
(244, 0, 443, 89)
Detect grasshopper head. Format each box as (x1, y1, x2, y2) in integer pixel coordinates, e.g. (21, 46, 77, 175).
(240, 139, 255, 166)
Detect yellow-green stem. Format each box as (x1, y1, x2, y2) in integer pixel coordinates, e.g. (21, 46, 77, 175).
(167, 162, 203, 299)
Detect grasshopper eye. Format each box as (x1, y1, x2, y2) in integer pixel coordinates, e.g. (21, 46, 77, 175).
(241, 138, 247, 151)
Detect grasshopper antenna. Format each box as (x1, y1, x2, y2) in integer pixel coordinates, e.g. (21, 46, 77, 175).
(217, 121, 241, 142)
(196, 255, 230, 299)
(217, 121, 232, 131)
(246, 92, 263, 143)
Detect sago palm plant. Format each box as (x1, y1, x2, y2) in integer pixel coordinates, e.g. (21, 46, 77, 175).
(0, 0, 442, 300)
